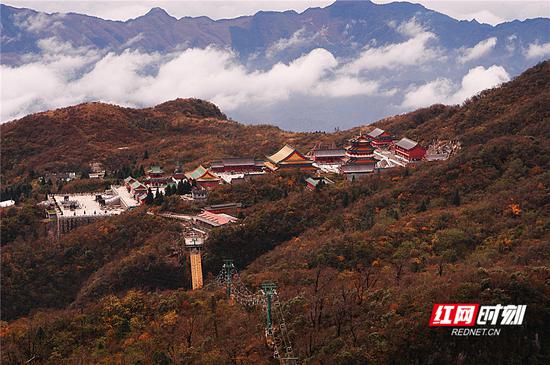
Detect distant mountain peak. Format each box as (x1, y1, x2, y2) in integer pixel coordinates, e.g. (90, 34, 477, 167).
(143, 7, 174, 19)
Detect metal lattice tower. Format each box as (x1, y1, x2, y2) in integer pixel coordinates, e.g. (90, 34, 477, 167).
(222, 259, 235, 298)
(260, 282, 297, 365)
(210, 264, 298, 364)
(261, 282, 277, 333)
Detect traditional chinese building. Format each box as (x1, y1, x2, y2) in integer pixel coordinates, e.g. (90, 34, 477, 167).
(339, 164, 377, 181)
(147, 166, 164, 178)
(185, 165, 221, 189)
(343, 133, 378, 166)
(204, 202, 242, 215)
(310, 149, 346, 164)
(123, 177, 147, 197)
(394, 137, 426, 162)
(127, 180, 148, 197)
(172, 167, 185, 180)
(146, 166, 168, 187)
(340, 133, 378, 179)
(265, 145, 315, 172)
(305, 176, 334, 191)
(123, 176, 137, 188)
(343, 133, 376, 164)
(193, 210, 238, 231)
(367, 128, 394, 148)
(209, 158, 265, 173)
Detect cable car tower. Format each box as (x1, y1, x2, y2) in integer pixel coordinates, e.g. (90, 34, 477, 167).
(213, 264, 298, 364)
(184, 233, 205, 290)
(261, 282, 298, 365)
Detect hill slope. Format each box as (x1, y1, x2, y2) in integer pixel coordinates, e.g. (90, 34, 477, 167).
(0, 98, 346, 184)
(1, 62, 549, 364)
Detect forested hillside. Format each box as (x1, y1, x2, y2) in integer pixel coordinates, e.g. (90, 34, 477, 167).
(0, 98, 348, 185)
(1, 61, 549, 364)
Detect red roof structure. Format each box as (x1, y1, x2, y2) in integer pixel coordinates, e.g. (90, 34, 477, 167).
(367, 128, 394, 147)
(394, 138, 426, 161)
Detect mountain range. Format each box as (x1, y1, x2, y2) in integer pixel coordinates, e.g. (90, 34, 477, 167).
(1, 1, 549, 130)
(2, 1, 549, 69)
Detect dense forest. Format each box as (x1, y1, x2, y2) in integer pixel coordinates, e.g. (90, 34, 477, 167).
(1, 61, 549, 364)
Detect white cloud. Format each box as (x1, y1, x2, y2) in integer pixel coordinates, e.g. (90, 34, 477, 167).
(313, 77, 380, 98)
(121, 33, 145, 48)
(14, 11, 65, 33)
(401, 65, 510, 108)
(395, 17, 426, 37)
(506, 34, 517, 53)
(524, 42, 550, 59)
(344, 19, 441, 73)
(459, 37, 497, 63)
(266, 26, 329, 58)
(374, 1, 548, 26)
(266, 28, 308, 58)
(0, 40, 386, 122)
(401, 78, 454, 109)
(452, 65, 510, 101)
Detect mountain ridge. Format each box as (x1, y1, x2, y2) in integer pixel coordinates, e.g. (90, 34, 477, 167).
(2, 1, 549, 131)
(0, 97, 339, 184)
(2, 1, 548, 67)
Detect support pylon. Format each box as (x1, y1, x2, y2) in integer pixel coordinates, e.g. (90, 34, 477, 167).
(185, 234, 205, 290)
(261, 282, 277, 334)
(223, 259, 235, 299)
(189, 249, 203, 290)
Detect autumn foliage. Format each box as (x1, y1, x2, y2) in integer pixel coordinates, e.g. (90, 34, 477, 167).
(1, 62, 549, 364)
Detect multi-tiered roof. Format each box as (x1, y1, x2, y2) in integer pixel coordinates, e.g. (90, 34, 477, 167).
(343, 133, 377, 165)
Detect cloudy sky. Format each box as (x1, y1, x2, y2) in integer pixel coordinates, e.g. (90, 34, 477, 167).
(1, 1, 549, 129)
(3, 0, 549, 25)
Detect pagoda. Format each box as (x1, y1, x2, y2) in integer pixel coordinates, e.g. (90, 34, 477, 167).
(339, 132, 378, 180)
(343, 133, 376, 165)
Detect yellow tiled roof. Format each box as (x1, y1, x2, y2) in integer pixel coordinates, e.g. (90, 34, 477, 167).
(266, 144, 297, 164)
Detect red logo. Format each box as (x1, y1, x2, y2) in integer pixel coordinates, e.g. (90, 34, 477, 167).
(429, 304, 479, 326)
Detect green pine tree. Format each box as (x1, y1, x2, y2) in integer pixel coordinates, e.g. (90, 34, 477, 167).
(177, 180, 184, 195)
(145, 188, 154, 205)
(452, 189, 461, 206)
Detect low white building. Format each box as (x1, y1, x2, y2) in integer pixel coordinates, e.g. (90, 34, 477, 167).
(0, 200, 15, 208)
